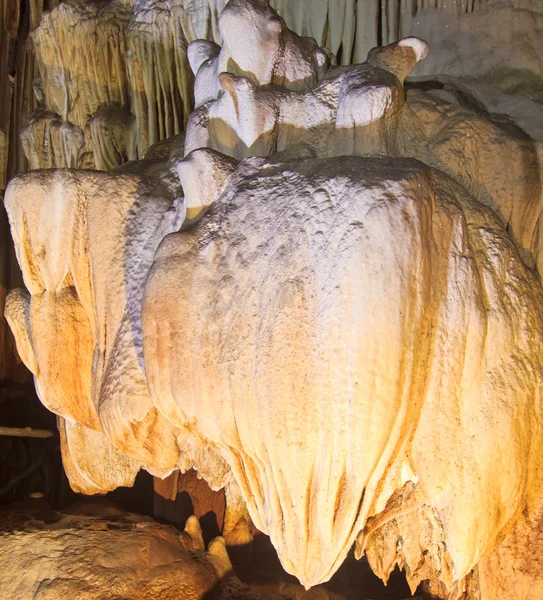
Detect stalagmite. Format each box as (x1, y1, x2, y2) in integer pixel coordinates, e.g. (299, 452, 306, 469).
(183, 36, 428, 159)
(177, 147, 237, 221)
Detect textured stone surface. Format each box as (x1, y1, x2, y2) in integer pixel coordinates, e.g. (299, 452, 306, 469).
(144, 151, 543, 594)
(3, 1, 543, 599)
(2, 0, 542, 380)
(4, 168, 186, 478)
(0, 500, 257, 600)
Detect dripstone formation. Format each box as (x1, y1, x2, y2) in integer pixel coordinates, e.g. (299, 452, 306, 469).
(3, 1, 543, 599)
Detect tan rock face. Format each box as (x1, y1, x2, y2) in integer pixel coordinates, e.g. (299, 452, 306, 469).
(4, 1, 543, 598)
(0, 500, 246, 600)
(4, 168, 187, 481)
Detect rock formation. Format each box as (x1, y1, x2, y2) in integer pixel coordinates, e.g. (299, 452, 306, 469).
(4, 167, 186, 480)
(3, 1, 543, 599)
(0, 499, 255, 600)
(7, 0, 541, 175)
(3, 157, 252, 546)
(145, 150, 543, 596)
(1, 0, 542, 380)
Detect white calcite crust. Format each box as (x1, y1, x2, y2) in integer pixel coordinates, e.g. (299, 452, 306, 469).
(143, 152, 543, 592)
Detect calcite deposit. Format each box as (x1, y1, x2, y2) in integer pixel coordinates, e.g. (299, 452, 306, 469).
(147, 150, 543, 595)
(0, 500, 253, 600)
(4, 1, 543, 599)
(10, 0, 541, 176)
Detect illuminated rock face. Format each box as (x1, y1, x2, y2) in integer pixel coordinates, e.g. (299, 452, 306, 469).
(3, 162, 248, 539)
(145, 151, 543, 594)
(5, 1, 543, 598)
(0, 502, 240, 600)
(4, 168, 185, 486)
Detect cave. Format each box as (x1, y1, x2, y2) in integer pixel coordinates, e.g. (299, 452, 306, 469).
(1, 1, 542, 599)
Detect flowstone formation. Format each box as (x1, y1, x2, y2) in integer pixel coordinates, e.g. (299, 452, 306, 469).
(13, 0, 542, 176)
(4, 1, 543, 599)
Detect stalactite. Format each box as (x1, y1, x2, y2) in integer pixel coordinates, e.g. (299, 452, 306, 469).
(31, 0, 131, 130)
(125, 0, 194, 155)
(20, 108, 91, 169)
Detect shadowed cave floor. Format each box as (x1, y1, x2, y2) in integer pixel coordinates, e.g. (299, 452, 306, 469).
(235, 533, 425, 600)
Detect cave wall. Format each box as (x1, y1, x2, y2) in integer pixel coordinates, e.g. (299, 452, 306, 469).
(0, 0, 50, 382)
